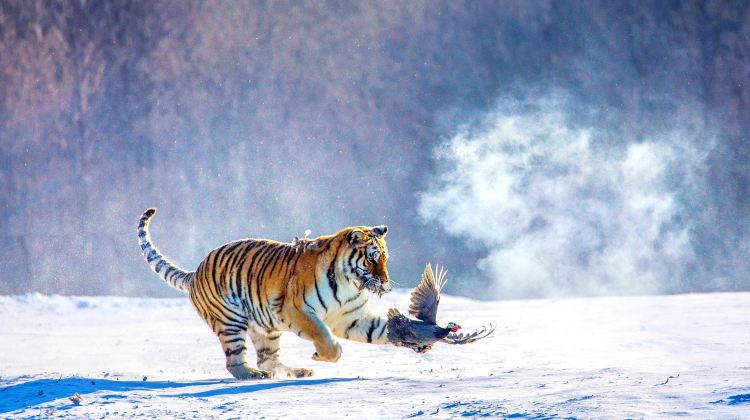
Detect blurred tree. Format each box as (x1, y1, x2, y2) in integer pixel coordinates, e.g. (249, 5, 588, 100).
(0, 0, 748, 297)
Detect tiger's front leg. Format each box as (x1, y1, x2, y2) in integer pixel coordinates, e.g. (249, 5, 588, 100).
(286, 308, 342, 362)
(332, 313, 389, 345)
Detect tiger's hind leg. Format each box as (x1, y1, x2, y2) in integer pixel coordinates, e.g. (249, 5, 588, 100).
(190, 285, 271, 380)
(219, 329, 273, 380)
(249, 329, 314, 378)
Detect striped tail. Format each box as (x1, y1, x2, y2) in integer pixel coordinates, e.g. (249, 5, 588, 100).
(137, 208, 193, 292)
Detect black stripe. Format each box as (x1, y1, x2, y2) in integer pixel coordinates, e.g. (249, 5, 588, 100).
(345, 319, 358, 338)
(269, 297, 283, 319)
(217, 328, 244, 336)
(327, 261, 341, 306)
(199, 272, 247, 321)
(347, 249, 358, 274)
(274, 246, 292, 273)
(344, 291, 361, 305)
(234, 244, 253, 300)
(209, 249, 221, 287)
(247, 244, 272, 327)
(284, 249, 303, 279)
(256, 245, 282, 283)
(219, 319, 248, 331)
(227, 242, 247, 268)
(314, 279, 328, 312)
(195, 260, 206, 276)
(194, 278, 248, 324)
(255, 246, 284, 328)
(261, 246, 290, 301)
(262, 303, 277, 329)
(343, 301, 366, 316)
(303, 287, 317, 313)
(376, 321, 387, 338)
(366, 319, 377, 343)
(258, 245, 285, 304)
(252, 245, 278, 326)
(224, 345, 246, 356)
(191, 287, 212, 322)
(285, 247, 298, 262)
(256, 347, 280, 361)
(226, 242, 250, 298)
(210, 249, 229, 300)
(214, 243, 240, 296)
(245, 300, 261, 325)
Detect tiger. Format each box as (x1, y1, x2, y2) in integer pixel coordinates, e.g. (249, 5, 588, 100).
(137, 208, 392, 379)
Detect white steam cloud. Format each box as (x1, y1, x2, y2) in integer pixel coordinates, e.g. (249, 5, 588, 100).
(419, 98, 710, 299)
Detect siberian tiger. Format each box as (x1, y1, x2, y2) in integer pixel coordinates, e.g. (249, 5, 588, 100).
(137, 208, 392, 379)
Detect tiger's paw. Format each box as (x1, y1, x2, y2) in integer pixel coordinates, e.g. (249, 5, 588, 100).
(312, 342, 342, 362)
(260, 363, 314, 378)
(227, 363, 273, 380)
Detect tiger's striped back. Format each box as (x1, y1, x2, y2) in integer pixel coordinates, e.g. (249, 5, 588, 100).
(189, 238, 303, 333)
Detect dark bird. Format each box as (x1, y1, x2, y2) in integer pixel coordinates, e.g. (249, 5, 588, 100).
(387, 263, 495, 353)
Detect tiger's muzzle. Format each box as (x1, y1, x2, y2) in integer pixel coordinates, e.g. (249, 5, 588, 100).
(355, 267, 392, 297)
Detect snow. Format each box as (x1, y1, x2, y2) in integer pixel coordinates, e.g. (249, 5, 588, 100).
(1, 291, 749, 418)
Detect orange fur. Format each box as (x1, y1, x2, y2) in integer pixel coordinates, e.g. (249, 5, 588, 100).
(138, 209, 391, 379)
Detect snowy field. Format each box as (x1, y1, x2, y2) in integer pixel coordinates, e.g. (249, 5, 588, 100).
(1, 291, 749, 419)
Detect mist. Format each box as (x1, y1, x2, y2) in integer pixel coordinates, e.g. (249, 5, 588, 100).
(1, 1, 749, 299)
(419, 95, 717, 299)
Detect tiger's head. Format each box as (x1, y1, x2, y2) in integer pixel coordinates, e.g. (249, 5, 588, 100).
(342, 225, 391, 297)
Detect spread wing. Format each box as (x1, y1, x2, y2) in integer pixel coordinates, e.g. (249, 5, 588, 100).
(408, 263, 447, 325)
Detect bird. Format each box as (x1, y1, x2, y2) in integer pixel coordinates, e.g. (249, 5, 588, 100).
(387, 263, 494, 353)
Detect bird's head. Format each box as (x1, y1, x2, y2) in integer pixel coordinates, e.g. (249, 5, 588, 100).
(446, 322, 461, 333)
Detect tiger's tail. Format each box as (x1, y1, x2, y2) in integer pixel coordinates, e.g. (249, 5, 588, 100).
(137, 208, 193, 292)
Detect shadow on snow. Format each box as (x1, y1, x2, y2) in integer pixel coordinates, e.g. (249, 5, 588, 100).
(0, 376, 360, 414)
(165, 377, 361, 398)
(712, 394, 750, 405)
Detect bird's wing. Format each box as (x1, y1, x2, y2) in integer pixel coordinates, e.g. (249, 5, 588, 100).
(408, 263, 447, 324)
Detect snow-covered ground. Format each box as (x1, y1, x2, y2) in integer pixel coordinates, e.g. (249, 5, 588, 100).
(1, 291, 749, 418)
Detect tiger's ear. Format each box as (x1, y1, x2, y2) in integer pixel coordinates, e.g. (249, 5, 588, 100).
(348, 229, 365, 245)
(372, 225, 388, 237)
